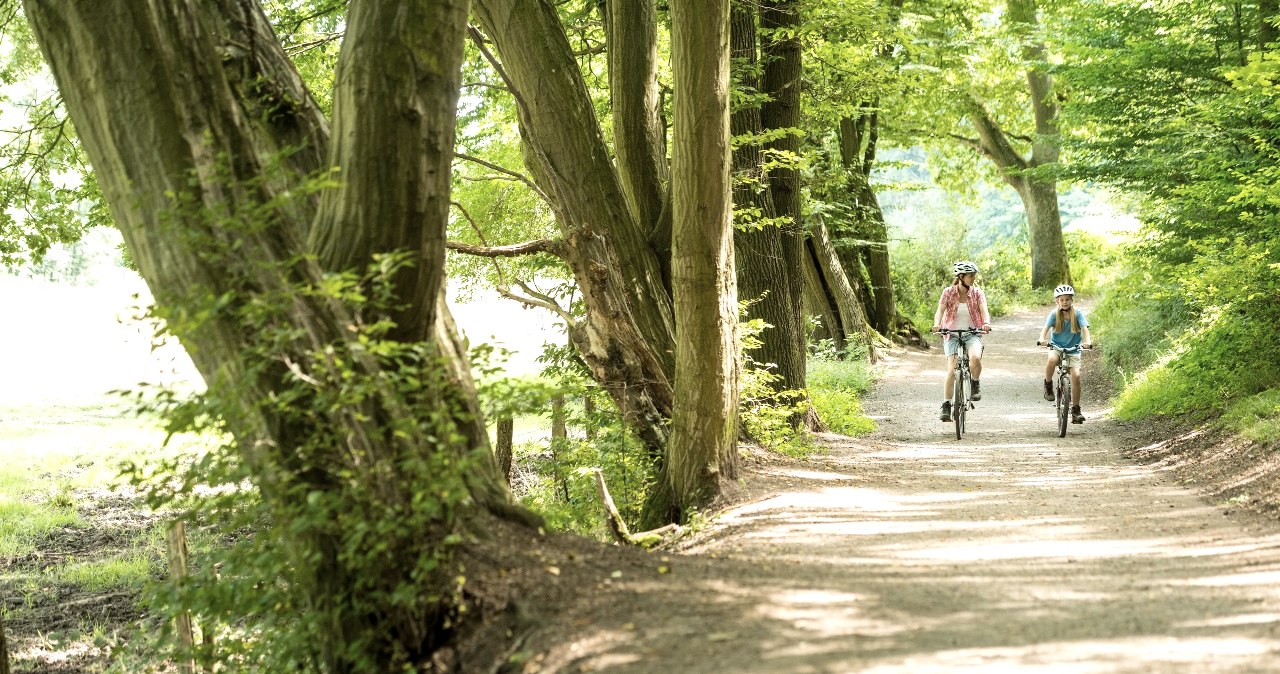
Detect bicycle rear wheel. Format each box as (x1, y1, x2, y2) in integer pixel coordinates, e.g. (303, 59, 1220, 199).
(1056, 373, 1069, 437)
(954, 372, 966, 440)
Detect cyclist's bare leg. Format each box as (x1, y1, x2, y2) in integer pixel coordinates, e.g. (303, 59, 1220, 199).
(1044, 353, 1059, 381)
(1070, 367, 1082, 405)
(969, 342, 984, 380)
(944, 354, 957, 398)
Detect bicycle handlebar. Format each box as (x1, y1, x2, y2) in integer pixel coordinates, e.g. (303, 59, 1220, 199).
(935, 327, 987, 335)
(1039, 342, 1094, 351)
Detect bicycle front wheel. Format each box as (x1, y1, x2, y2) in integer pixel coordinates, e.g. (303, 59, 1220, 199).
(1056, 374, 1069, 438)
(954, 373, 966, 440)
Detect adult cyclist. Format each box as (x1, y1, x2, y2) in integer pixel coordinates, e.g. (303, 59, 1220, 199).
(931, 261, 992, 423)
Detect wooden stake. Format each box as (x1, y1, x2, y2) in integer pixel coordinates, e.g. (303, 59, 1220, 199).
(0, 613, 11, 674)
(166, 521, 195, 674)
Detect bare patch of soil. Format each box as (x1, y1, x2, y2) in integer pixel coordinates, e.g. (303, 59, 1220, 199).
(2, 488, 158, 673)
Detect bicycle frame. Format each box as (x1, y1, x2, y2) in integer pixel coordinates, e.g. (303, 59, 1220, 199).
(1045, 344, 1083, 437)
(939, 328, 984, 439)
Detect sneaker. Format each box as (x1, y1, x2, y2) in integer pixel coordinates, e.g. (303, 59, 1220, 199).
(940, 401, 952, 422)
(970, 380, 982, 401)
(1043, 380, 1054, 401)
(1071, 405, 1085, 424)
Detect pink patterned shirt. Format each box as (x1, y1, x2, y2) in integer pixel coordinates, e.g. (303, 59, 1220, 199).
(936, 285, 990, 330)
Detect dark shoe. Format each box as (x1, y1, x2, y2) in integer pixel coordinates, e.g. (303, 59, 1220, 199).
(1071, 405, 1085, 424)
(970, 380, 982, 401)
(1043, 380, 1054, 401)
(940, 401, 952, 422)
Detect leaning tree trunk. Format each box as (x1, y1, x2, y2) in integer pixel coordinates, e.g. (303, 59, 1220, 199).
(805, 223, 872, 357)
(657, 0, 739, 525)
(473, 0, 676, 459)
(730, 3, 808, 423)
(24, 0, 533, 669)
(836, 112, 925, 346)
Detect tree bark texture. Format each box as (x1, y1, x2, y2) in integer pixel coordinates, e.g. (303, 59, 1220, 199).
(496, 416, 515, 483)
(760, 0, 807, 331)
(23, 0, 532, 669)
(604, 0, 668, 232)
(473, 0, 676, 458)
(665, 0, 739, 520)
(730, 4, 808, 412)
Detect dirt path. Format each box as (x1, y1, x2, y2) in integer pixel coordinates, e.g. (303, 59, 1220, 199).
(534, 309, 1280, 673)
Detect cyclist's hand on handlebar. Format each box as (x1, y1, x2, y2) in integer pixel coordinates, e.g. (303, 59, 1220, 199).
(1036, 340, 1046, 347)
(931, 325, 940, 333)
(1083, 342, 1093, 350)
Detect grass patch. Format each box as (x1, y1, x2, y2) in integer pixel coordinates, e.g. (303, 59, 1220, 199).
(1221, 389, 1280, 444)
(56, 552, 158, 592)
(0, 499, 81, 558)
(808, 358, 876, 436)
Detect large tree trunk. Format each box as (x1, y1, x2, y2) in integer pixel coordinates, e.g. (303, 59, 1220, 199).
(760, 0, 808, 350)
(730, 3, 809, 423)
(657, 0, 738, 524)
(603, 0, 667, 232)
(1017, 177, 1072, 287)
(23, 0, 533, 669)
(473, 0, 676, 458)
(966, 95, 1071, 288)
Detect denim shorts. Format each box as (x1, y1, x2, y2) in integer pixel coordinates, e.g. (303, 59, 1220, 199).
(943, 334, 983, 357)
(1053, 349, 1082, 368)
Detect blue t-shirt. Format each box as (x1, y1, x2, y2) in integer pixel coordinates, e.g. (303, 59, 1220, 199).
(1045, 309, 1089, 350)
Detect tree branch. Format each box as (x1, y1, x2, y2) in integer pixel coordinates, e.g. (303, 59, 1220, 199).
(446, 239, 562, 258)
(454, 152, 553, 204)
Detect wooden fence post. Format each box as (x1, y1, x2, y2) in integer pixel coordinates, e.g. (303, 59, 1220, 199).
(496, 416, 514, 484)
(166, 521, 195, 674)
(0, 613, 10, 674)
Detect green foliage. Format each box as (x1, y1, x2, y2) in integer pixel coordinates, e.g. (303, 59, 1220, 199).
(739, 317, 810, 455)
(488, 342, 656, 541)
(1056, 0, 1280, 425)
(1221, 390, 1280, 445)
(116, 241, 485, 672)
(806, 356, 876, 437)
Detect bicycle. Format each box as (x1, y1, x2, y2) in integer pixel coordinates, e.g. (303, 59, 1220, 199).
(937, 327, 985, 440)
(1041, 343, 1093, 437)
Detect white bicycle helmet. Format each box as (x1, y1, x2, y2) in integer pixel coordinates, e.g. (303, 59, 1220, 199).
(1053, 284, 1075, 297)
(953, 260, 979, 275)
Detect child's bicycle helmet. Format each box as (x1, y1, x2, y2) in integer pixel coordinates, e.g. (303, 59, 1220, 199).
(953, 261, 979, 275)
(1053, 284, 1075, 297)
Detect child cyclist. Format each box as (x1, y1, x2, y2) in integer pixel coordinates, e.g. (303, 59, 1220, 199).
(1036, 284, 1093, 423)
(931, 261, 992, 423)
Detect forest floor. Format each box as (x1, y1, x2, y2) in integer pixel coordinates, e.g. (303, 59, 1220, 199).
(494, 308, 1280, 673)
(13, 307, 1280, 673)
